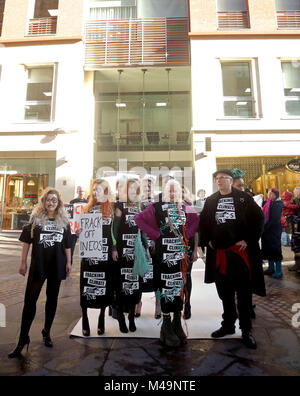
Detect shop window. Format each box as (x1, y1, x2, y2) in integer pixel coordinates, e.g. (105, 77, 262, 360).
(281, 61, 300, 116)
(220, 60, 256, 118)
(24, 65, 56, 122)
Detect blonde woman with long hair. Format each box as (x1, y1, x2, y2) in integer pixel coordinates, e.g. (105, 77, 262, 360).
(9, 188, 72, 358)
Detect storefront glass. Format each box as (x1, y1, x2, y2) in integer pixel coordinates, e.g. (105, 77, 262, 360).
(0, 158, 56, 230)
(94, 67, 192, 173)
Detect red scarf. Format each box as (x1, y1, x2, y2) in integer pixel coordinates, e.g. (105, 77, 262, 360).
(216, 245, 252, 280)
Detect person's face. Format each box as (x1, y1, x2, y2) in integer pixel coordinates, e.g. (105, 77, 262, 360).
(198, 190, 205, 200)
(294, 188, 300, 199)
(142, 180, 154, 198)
(93, 183, 108, 202)
(233, 178, 245, 191)
(268, 190, 276, 200)
(77, 188, 85, 199)
(128, 182, 139, 202)
(45, 194, 58, 214)
(215, 173, 233, 193)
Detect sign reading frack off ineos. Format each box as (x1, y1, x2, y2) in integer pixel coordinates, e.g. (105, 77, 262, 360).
(286, 159, 300, 173)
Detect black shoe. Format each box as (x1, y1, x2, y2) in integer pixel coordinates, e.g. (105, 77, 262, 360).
(242, 331, 257, 349)
(82, 315, 90, 337)
(42, 329, 53, 348)
(211, 327, 235, 338)
(8, 336, 30, 358)
(184, 305, 191, 320)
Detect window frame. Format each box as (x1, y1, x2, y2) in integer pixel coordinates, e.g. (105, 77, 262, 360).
(22, 63, 57, 124)
(217, 58, 259, 119)
(279, 58, 300, 119)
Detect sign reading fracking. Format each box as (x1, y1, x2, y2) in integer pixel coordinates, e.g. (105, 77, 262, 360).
(79, 213, 103, 258)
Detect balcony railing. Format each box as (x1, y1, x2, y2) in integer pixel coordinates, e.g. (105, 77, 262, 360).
(85, 17, 190, 68)
(277, 11, 300, 29)
(217, 11, 250, 29)
(27, 17, 57, 36)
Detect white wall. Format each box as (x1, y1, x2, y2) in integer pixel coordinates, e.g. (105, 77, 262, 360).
(0, 42, 95, 202)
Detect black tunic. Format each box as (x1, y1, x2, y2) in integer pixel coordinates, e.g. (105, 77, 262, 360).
(153, 202, 189, 313)
(19, 220, 72, 281)
(80, 206, 114, 308)
(115, 202, 142, 308)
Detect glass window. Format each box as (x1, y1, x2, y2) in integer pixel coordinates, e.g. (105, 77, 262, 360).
(0, 0, 5, 36)
(24, 66, 55, 122)
(137, 0, 187, 18)
(221, 61, 256, 118)
(89, 0, 137, 20)
(281, 61, 300, 116)
(33, 0, 59, 18)
(275, 0, 300, 11)
(217, 0, 248, 12)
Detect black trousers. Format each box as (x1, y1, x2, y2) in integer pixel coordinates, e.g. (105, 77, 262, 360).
(215, 251, 252, 332)
(19, 273, 61, 339)
(70, 234, 78, 265)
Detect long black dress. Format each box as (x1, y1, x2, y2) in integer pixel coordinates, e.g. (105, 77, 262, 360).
(115, 202, 142, 311)
(153, 202, 190, 313)
(80, 206, 114, 309)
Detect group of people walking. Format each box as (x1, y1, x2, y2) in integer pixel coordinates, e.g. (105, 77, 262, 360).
(9, 168, 297, 358)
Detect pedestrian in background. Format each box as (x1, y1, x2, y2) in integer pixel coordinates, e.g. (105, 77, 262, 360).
(289, 187, 300, 274)
(199, 170, 265, 349)
(281, 191, 299, 247)
(9, 188, 72, 358)
(69, 186, 88, 264)
(262, 188, 284, 279)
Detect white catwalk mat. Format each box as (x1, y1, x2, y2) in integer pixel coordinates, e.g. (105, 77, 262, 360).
(70, 260, 242, 339)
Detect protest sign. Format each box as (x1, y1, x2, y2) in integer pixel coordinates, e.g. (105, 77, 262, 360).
(79, 212, 103, 258)
(66, 203, 86, 234)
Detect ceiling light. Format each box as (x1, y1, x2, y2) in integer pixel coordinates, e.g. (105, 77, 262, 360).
(156, 103, 167, 107)
(237, 102, 248, 105)
(27, 180, 35, 186)
(116, 103, 126, 108)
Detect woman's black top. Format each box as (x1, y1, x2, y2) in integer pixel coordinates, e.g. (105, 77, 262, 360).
(19, 220, 72, 281)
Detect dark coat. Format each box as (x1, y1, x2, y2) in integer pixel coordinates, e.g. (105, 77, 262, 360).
(199, 188, 266, 297)
(261, 199, 284, 262)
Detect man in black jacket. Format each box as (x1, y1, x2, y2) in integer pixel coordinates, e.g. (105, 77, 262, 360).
(199, 170, 265, 349)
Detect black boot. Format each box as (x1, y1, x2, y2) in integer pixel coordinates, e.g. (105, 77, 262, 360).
(242, 331, 257, 349)
(128, 306, 136, 332)
(42, 329, 53, 348)
(8, 336, 30, 358)
(82, 309, 90, 337)
(160, 314, 180, 347)
(98, 308, 105, 335)
(118, 312, 128, 334)
(172, 311, 187, 344)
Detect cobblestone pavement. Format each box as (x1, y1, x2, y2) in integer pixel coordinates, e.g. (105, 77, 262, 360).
(0, 232, 299, 377)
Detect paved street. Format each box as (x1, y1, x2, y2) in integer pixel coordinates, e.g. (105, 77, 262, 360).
(0, 232, 299, 377)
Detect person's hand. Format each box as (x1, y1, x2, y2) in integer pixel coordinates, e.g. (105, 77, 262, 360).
(75, 228, 82, 237)
(66, 263, 72, 277)
(191, 249, 198, 263)
(146, 248, 151, 260)
(235, 240, 247, 251)
(209, 241, 214, 249)
(19, 262, 27, 277)
(112, 249, 118, 262)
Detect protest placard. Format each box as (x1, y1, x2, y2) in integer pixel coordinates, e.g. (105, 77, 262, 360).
(78, 212, 103, 258)
(66, 203, 86, 234)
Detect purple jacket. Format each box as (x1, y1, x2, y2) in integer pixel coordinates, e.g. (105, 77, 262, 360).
(135, 202, 199, 241)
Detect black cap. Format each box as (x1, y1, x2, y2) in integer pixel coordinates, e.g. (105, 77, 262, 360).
(213, 169, 234, 178)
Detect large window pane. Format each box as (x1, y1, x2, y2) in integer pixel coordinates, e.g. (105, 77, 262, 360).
(221, 61, 255, 117)
(137, 0, 187, 18)
(89, 0, 137, 20)
(34, 0, 59, 18)
(275, 0, 300, 11)
(281, 61, 300, 116)
(217, 0, 247, 12)
(24, 67, 54, 122)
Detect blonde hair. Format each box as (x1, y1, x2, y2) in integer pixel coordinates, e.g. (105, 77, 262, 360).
(30, 187, 69, 229)
(163, 180, 183, 203)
